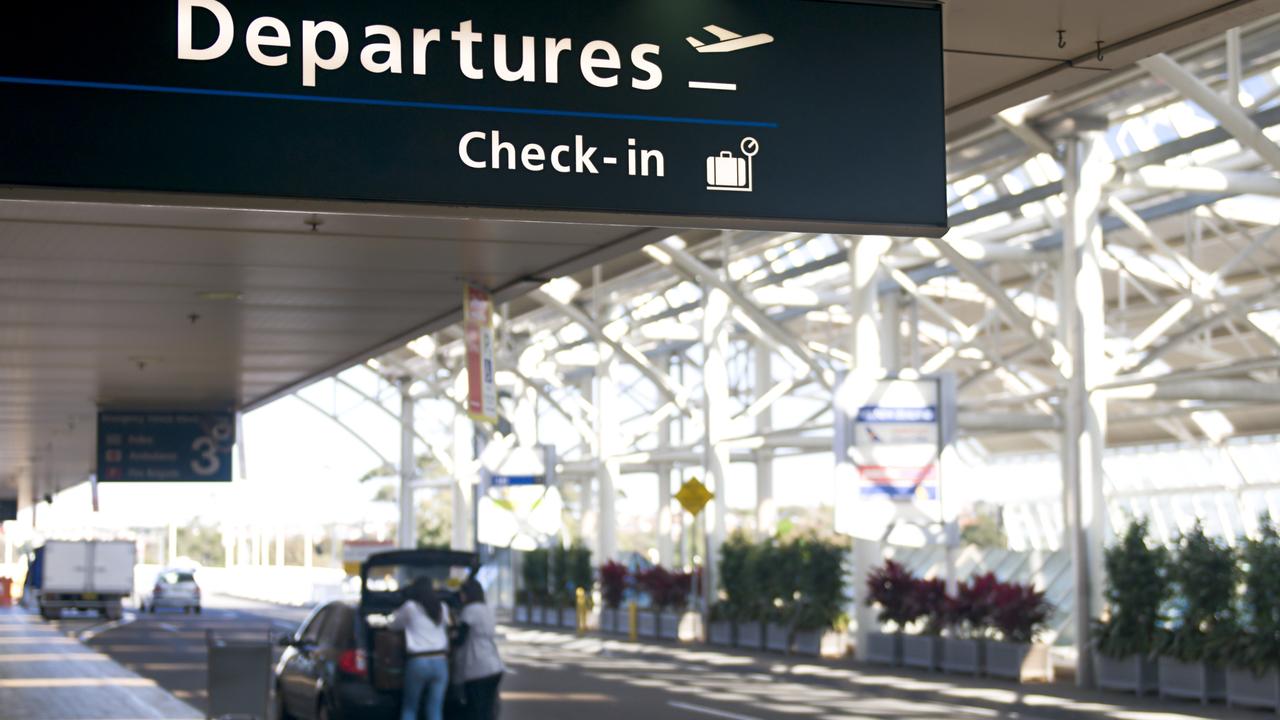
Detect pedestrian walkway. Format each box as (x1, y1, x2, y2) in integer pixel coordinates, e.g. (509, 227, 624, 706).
(0, 606, 201, 720)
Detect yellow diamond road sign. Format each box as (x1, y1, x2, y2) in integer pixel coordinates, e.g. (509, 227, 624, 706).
(675, 477, 714, 517)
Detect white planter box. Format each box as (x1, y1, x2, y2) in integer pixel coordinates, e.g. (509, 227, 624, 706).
(514, 606, 530, 624)
(636, 611, 658, 638)
(600, 607, 621, 635)
(1227, 667, 1280, 710)
(529, 606, 545, 625)
(941, 637, 985, 675)
(1095, 653, 1159, 695)
(902, 635, 942, 671)
(1159, 656, 1226, 704)
(561, 608, 578, 629)
(709, 621, 734, 647)
(985, 641, 1053, 683)
(865, 632, 903, 666)
(792, 629, 848, 658)
(765, 623, 790, 653)
(736, 621, 764, 650)
(659, 611, 682, 640)
(540, 606, 560, 627)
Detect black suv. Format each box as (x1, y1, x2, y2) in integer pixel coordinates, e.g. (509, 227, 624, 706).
(273, 550, 479, 720)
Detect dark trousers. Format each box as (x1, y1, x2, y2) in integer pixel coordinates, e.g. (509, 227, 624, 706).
(463, 673, 502, 720)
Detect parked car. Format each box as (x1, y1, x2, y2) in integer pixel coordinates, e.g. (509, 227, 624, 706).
(142, 568, 201, 613)
(273, 549, 479, 720)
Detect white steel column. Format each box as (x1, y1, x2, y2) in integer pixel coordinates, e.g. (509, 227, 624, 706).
(398, 378, 417, 550)
(451, 410, 473, 551)
(755, 344, 777, 535)
(594, 268, 619, 561)
(595, 354, 620, 561)
(703, 276, 732, 603)
(657, 359, 676, 565)
(848, 235, 891, 657)
(1061, 125, 1109, 689)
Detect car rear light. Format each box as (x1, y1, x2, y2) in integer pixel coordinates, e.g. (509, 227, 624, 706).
(193, 586, 201, 597)
(153, 585, 163, 596)
(338, 649, 368, 677)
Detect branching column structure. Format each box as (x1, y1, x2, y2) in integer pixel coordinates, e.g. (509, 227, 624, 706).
(1061, 124, 1110, 688)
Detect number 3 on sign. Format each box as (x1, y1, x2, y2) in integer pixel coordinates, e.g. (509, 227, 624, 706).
(191, 436, 220, 476)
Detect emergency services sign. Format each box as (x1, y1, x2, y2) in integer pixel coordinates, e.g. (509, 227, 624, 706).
(0, 1, 945, 234)
(97, 411, 235, 483)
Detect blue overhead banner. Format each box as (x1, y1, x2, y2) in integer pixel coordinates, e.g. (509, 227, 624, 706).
(97, 411, 236, 483)
(0, 1, 945, 235)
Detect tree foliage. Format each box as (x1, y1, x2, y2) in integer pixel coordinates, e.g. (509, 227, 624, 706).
(1161, 522, 1237, 664)
(1094, 518, 1170, 659)
(1235, 516, 1280, 673)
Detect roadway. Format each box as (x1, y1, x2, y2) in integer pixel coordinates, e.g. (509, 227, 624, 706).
(41, 595, 1259, 720)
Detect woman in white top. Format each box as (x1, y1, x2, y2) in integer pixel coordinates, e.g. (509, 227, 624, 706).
(456, 579, 504, 720)
(389, 578, 450, 720)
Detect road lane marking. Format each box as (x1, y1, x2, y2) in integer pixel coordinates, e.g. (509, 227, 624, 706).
(503, 692, 614, 702)
(0, 653, 111, 662)
(0, 677, 156, 688)
(79, 615, 138, 642)
(669, 701, 763, 720)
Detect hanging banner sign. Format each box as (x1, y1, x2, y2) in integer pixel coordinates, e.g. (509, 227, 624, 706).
(833, 374, 954, 541)
(465, 286, 498, 424)
(0, 1, 944, 235)
(96, 411, 236, 482)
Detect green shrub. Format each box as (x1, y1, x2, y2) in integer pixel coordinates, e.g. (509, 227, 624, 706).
(792, 534, 849, 631)
(568, 542, 594, 607)
(1235, 516, 1280, 674)
(1161, 522, 1237, 664)
(1094, 519, 1169, 659)
(521, 548, 550, 604)
(717, 531, 755, 622)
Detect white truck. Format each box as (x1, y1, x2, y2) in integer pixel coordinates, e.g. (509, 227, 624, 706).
(29, 540, 136, 620)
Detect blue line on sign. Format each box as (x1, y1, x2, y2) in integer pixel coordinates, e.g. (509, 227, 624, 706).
(0, 75, 780, 129)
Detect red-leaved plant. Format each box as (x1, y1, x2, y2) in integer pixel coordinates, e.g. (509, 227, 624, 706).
(945, 572, 1000, 638)
(599, 561, 629, 609)
(865, 560, 921, 630)
(635, 566, 694, 611)
(910, 577, 950, 635)
(991, 581, 1051, 643)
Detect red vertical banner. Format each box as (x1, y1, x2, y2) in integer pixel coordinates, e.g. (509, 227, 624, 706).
(465, 286, 498, 424)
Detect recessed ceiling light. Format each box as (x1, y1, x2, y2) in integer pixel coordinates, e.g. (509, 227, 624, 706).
(197, 291, 243, 302)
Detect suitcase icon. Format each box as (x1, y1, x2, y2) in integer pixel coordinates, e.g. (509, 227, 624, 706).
(707, 151, 748, 188)
(705, 138, 758, 192)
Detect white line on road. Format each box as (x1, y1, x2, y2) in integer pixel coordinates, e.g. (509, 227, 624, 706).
(669, 701, 762, 720)
(79, 615, 138, 642)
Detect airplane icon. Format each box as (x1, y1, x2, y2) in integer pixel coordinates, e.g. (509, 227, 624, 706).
(686, 25, 775, 54)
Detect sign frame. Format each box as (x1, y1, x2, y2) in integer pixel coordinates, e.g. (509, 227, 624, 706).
(96, 410, 236, 483)
(0, 0, 947, 237)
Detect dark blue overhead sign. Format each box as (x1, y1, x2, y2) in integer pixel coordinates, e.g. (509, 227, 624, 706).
(97, 411, 236, 483)
(0, 1, 945, 235)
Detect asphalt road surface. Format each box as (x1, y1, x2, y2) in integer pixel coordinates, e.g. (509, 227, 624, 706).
(50, 593, 309, 712)
(44, 597, 1258, 720)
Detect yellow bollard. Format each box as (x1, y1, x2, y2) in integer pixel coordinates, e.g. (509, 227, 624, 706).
(575, 587, 588, 635)
(628, 600, 638, 642)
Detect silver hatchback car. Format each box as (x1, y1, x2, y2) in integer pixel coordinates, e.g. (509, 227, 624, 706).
(143, 568, 202, 613)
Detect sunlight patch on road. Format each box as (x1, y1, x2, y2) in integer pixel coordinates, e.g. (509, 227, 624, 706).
(0, 677, 156, 688)
(504, 691, 615, 702)
(669, 701, 763, 720)
(0, 653, 111, 662)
